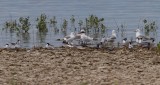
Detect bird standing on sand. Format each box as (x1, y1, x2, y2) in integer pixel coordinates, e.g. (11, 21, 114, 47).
(80, 32, 93, 45)
(122, 38, 129, 47)
(99, 30, 117, 48)
(101, 30, 117, 43)
(122, 38, 133, 49)
(135, 29, 155, 49)
(45, 43, 54, 49)
(128, 42, 133, 49)
(108, 30, 117, 40)
(62, 29, 94, 46)
(135, 29, 154, 41)
(4, 44, 9, 48)
(10, 40, 21, 48)
(138, 37, 155, 49)
(74, 29, 94, 46)
(63, 32, 77, 45)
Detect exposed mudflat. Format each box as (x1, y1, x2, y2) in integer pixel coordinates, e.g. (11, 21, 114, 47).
(0, 47, 160, 85)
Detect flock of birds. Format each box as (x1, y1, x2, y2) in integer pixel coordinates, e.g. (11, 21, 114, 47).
(61, 28, 155, 50)
(4, 28, 156, 50)
(5, 40, 21, 48)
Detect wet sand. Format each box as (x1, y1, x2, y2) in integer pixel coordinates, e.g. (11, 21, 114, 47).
(0, 47, 160, 85)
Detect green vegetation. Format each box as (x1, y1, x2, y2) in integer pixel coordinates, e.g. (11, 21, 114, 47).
(3, 20, 18, 33)
(49, 16, 57, 28)
(88, 15, 104, 28)
(70, 15, 75, 29)
(120, 24, 126, 37)
(1, 14, 160, 51)
(3, 16, 31, 33)
(3, 14, 107, 35)
(19, 16, 31, 33)
(49, 16, 57, 26)
(2, 15, 160, 48)
(85, 15, 106, 33)
(36, 14, 48, 33)
(61, 19, 68, 32)
(143, 19, 157, 36)
(100, 23, 106, 33)
(78, 20, 83, 29)
(49, 16, 59, 33)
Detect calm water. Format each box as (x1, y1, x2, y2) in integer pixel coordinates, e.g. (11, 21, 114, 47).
(0, 0, 160, 48)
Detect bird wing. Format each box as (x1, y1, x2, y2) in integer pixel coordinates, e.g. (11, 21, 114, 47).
(137, 35, 144, 39)
(100, 38, 106, 43)
(106, 38, 115, 42)
(109, 35, 116, 39)
(143, 36, 153, 40)
(66, 36, 75, 42)
(64, 35, 70, 39)
(81, 34, 93, 42)
(74, 34, 81, 39)
(122, 41, 129, 46)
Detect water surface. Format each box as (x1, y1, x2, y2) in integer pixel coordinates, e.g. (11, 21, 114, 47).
(0, 0, 159, 47)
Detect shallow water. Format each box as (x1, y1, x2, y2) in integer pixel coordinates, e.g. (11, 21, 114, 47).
(0, 0, 159, 48)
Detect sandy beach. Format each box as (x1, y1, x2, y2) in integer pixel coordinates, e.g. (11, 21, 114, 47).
(0, 47, 160, 85)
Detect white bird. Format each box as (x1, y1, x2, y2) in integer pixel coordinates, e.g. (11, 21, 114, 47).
(135, 29, 153, 40)
(105, 30, 117, 43)
(75, 29, 94, 46)
(63, 32, 76, 45)
(137, 37, 155, 48)
(4, 44, 9, 48)
(98, 30, 117, 48)
(110, 30, 117, 39)
(136, 37, 139, 43)
(63, 32, 75, 40)
(80, 29, 85, 33)
(135, 29, 142, 38)
(135, 29, 144, 43)
(122, 38, 128, 46)
(122, 38, 133, 49)
(80, 33, 93, 45)
(128, 42, 133, 49)
(100, 36, 106, 45)
(100, 30, 117, 43)
(63, 32, 82, 45)
(11, 40, 21, 48)
(45, 43, 54, 49)
(122, 38, 126, 43)
(136, 38, 142, 44)
(135, 29, 156, 47)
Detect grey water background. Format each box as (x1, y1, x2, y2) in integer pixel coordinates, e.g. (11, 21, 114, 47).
(0, 0, 160, 48)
